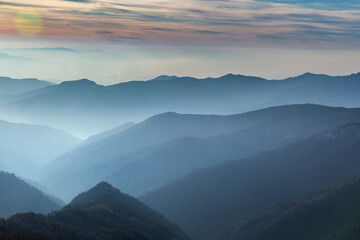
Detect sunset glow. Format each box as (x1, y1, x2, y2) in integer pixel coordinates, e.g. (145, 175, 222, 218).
(0, 0, 359, 47)
(15, 10, 42, 36)
(0, 0, 360, 83)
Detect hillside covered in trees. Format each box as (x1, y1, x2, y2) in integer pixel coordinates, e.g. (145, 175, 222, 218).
(0, 182, 188, 240)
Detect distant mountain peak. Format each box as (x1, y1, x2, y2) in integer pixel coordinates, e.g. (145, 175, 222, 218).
(298, 72, 330, 78)
(151, 75, 178, 81)
(221, 73, 238, 78)
(217, 73, 266, 82)
(59, 78, 98, 87)
(301, 72, 317, 77)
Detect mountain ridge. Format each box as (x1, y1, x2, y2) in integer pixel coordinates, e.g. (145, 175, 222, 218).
(1, 72, 360, 137)
(0, 118, 81, 178)
(220, 174, 360, 240)
(42, 104, 360, 201)
(0, 182, 189, 240)
(0, 77, 52, 96)
(142, 122, 360, 240)
(0, 171, 62, 219)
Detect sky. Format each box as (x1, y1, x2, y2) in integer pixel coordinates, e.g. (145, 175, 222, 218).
(1, 0, 360, 84)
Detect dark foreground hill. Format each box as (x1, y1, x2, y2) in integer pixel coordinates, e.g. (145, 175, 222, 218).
(221, 176, 360, 240)
(0, 228, 40, 240)
(0, 182, 189, 240)
(0, 171, 61, 219)
(142, 123, 360, 240)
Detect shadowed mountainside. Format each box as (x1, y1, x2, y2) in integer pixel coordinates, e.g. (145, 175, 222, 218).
(0, 73, 359, 137)
(142, 123, 360, 240)
(220, 176, 360, 240)
(0, 182, 189, 240)
(43, 104, 360, 201)
(0, 171, 62, 219)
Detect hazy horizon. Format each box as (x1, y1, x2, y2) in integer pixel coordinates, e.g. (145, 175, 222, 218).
(1, 1, 360, 240)
(2, 47, 360, 85)
(1, 0, 360, 84)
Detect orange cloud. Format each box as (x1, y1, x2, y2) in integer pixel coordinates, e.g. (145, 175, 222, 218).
(0, 0, 359, 48)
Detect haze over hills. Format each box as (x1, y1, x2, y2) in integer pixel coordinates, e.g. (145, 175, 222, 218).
(0, 73, 359, 137)
(42, 110, 257, 200)
(105, 104, 360, 196)
(142, 123, 360, 240)
(42, 104, 360, 201)
(0, 171, 62, 219)
(79, 122, 136, 147)
(0, 73, 360, 239)
(0, 119, 81, 178)
(1, 0, 360, 236)
(0, 77, 52, 96)
(0, 182, 188, 240)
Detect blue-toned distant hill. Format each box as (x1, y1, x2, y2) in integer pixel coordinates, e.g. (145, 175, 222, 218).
(0, 77, 51, 96)
(0, 182, 189, 240)
(0, 73, 359, 137)
(0, 171, 62, 219)
(0, 119, 80, 179)
(42, 104, 360, 202)
(79, 122, 135, 147)
(142, 123, 360, 240)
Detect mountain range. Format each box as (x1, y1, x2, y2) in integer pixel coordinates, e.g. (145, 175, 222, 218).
(0, 73, 359, 137)
(0, 182, 188, 240)
(41, 104, 360, 201)
(0, 171, 62, 219)
(142, 123, 360, 240)
(79, 122, 135, 147)
(1, 73, 360, 240)
(0, 119, 80, 178)
(0, 77, 52, 96)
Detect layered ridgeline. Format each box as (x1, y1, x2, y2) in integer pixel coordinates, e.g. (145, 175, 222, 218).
(79, 122, 136, 147)
(220, 177, 360, 240)
(0, 182, 189, 240)
(43, 104, 360, 201)
(142, 123, 360, 240)
(0, 171, 62, 219)
(0, 119, 80, 179)
(0, 73, 360, 137)
(0, 77, 51, 96)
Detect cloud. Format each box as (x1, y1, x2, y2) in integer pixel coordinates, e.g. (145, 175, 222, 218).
(62, 0, 92, 2)
(255, 0, 360, 10)
(0, 0, 359, 48)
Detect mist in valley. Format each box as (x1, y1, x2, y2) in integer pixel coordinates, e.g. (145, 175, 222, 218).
(1, 72, 360, 239)
(1, 0, 360, 239)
